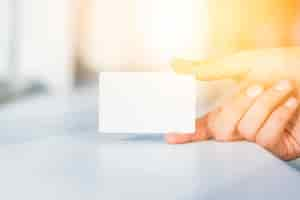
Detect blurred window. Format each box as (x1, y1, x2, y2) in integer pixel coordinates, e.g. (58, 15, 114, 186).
(0, 0, 17, 102)
(0, 0, 41, 104)
(0, 0, 15, 80)
(0, 1, 45, 104)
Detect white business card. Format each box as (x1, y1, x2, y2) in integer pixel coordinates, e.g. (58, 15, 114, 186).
(99, 72, 196, 133)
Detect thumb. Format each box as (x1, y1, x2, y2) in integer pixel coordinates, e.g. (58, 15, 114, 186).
(171, 56, 249, 81)
(165, 115, 211, 144)
(172, 47, 300, 81)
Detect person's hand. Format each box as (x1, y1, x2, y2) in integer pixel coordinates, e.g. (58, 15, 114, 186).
(172, 47, 300, 85)
(166, 80, 300, 160)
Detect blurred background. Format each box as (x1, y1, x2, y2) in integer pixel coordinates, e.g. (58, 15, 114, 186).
(0, 2, 300, 199)
(0, 0, 299, 104)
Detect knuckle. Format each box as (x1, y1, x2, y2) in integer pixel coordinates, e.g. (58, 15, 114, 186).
(237, 123, 246, 136)
(208, 120, 234, 141)
(280, 152, 295, 161)
(214, 135, 232, 142)
(237, 122, 256, 141)
(256, 135, 272, 149)
(207, 120, 219, 138)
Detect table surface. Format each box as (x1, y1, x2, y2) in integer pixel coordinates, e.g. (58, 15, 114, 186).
(0, 85, 300, 200)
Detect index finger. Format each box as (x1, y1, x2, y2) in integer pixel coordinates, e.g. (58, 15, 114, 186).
(171, 58, 248, 81)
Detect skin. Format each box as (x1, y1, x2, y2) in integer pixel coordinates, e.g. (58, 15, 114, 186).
(166, 48, 300, 160)
(171, 47, 300, 84)
(166, 80, 300, 161)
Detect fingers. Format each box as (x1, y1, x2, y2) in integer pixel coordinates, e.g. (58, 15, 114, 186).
(172, 47, 300, 82)
(194, 61, 249, 81)
(289, 111, 300, 146)
(165, 115, 211, 144)
(171, 58, 208, 75)
(171, 49, 268, 81)
(165, 133, 195, 144)
(238, 80, 294, 141)
(171, 58, 248, 80)
(289, 88, 300, 143)
(209, 84, 264, 141)
(256, 97, 299, 150)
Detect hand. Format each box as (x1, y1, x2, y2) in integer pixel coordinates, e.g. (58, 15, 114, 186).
(172, 47, 300, 85)
(166, 80, 300, 160)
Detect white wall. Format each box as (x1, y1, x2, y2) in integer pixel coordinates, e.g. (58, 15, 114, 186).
(0, 0, 11, 79)
(19, 0, 75, 93)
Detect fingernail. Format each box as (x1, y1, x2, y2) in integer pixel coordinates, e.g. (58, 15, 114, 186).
(284, 97, 298, 108)
(275, 80, 292, 91)
(246, 85, 264, 98)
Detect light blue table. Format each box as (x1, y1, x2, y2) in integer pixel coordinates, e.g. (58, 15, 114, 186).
(0, 85, 299, 200)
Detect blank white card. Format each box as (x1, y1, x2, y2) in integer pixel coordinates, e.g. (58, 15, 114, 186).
(99, 72, 196, 133)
